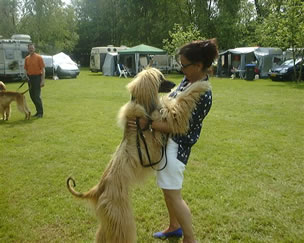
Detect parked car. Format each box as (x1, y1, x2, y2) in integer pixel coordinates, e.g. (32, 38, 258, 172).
(56, 63, 80, 79)
(268, 58, 304, 81)
(53, 52, 80, 79)
(41, 55, 55, 78)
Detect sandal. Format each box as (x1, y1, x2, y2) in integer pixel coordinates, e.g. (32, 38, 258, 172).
(153, 228, 183, 239)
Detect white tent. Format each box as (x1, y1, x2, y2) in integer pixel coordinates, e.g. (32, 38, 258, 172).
(254, 48, 283, 77)
(53, 52, 78, 70)
(102, 52, 118, 76)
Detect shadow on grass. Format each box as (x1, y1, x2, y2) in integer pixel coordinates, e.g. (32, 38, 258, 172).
(167, 238, 181, 243)
(88, 73, 103, 77)
(267, 80, 304, 90)
(0, 118, 35, 127)
(292, 83, 304, 89)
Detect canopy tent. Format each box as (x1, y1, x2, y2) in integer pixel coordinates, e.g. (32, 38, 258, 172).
(118, 44, 167, 75)
(217, 47, 283, 78)
(102, 52, 118, 76)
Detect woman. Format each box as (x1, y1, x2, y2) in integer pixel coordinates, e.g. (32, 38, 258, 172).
(128, 39, 218, 243)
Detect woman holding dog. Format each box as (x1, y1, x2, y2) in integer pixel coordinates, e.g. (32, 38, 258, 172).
(128, 39, 218, 243)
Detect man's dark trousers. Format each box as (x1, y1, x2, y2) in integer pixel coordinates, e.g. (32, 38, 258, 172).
(28, 75, 43, 115)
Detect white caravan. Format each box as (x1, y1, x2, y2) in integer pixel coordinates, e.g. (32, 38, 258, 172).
(0, 34, 31, 81)
(90, 45, 128, 72)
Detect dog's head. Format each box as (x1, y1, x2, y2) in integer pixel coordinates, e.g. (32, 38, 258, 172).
(127, 68, 175, 114)
(0, 81, 6, 91)
(158, 76, 176, 93)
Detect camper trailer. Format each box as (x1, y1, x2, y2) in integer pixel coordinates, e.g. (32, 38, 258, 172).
(90, 45, 128, 72)
(0, 34, 31, 81)
(151, 55, 172, 73)
(217, 47, 283, 78)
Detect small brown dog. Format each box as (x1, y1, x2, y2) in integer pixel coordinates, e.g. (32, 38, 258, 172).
(0, 83, 31, 120)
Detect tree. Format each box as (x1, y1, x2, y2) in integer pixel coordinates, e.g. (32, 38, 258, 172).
(72, 0, 187, 65)
(236, 0, 259, 47)
(0, 0, 19, 38)
(162, 23, 203, 56)
(256, 0, 304, 82)
(214, 0, 242, 50)
(15, 0, 78, 54)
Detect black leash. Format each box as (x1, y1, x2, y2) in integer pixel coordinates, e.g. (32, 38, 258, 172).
(17, 78, 27, 91)
(136, 117, 168, 171)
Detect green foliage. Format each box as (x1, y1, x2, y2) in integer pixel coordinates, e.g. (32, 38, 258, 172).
(236, 0, 259, 46)
(162, 23, 203, 56)
(73, 0, 186, 63)
(1, 0, 303, 68)
(214, 0, 242, 49)
(0, 70, 303, 242)
(256, 0, 304, 49)
(72, 0, 184, 64)
(16, 0, 78, 54)
(256, 0, 304, 81)
(0, 0, 19, 38)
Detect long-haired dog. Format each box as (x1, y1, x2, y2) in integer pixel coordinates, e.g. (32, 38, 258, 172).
(0, 86, 31, 120)
(67, 68, 211, 242)
(67, 68, 174, 243)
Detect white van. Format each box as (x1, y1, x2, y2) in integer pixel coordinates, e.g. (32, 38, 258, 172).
(90, 45, 128, 72)
(0, 34, 31, 81)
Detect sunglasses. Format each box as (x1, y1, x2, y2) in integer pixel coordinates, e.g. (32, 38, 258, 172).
(179, 62, 194, 69)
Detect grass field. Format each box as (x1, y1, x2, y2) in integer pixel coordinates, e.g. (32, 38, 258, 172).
(0, 69, 303, 242)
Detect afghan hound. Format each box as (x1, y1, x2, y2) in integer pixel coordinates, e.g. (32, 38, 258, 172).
(0, 88, 31, 120)
(67, 67, 211, 242)
(67, 68, 174, 243)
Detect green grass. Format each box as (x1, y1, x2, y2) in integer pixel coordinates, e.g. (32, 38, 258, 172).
(1, 69, 303, 242)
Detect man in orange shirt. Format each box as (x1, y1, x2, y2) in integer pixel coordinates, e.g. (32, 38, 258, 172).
(24, 43, 45, 118)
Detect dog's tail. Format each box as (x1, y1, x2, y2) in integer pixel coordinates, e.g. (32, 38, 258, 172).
(67, 177, 88, 198)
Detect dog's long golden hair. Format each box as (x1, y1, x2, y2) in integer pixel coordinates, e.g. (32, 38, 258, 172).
(67, 68, 211, 242)
(67, 68, 167, 243)
(160, 80, 211, 134)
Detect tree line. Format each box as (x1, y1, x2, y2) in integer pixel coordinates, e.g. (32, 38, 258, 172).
(0, 0, 303, 66)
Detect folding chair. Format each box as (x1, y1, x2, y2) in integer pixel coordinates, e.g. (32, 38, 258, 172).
(117, 64, 128, 78)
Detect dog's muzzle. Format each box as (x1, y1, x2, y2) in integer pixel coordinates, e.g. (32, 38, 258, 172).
(159, 79, 175, 93)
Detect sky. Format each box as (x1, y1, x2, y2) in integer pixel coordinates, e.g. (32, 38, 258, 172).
(62, 0, 71, 5)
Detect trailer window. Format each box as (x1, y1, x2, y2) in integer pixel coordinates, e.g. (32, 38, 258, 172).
(5, 49, 15, 59)
(22, 51, 29, 58)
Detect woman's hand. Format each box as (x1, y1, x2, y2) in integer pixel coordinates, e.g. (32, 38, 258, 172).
(40, 79, 45, 87)
(127, 118, 149, 131)
(127, 119, 137, 130)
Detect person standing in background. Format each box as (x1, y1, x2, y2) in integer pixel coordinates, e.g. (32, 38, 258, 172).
(24, 43, 45, 118)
